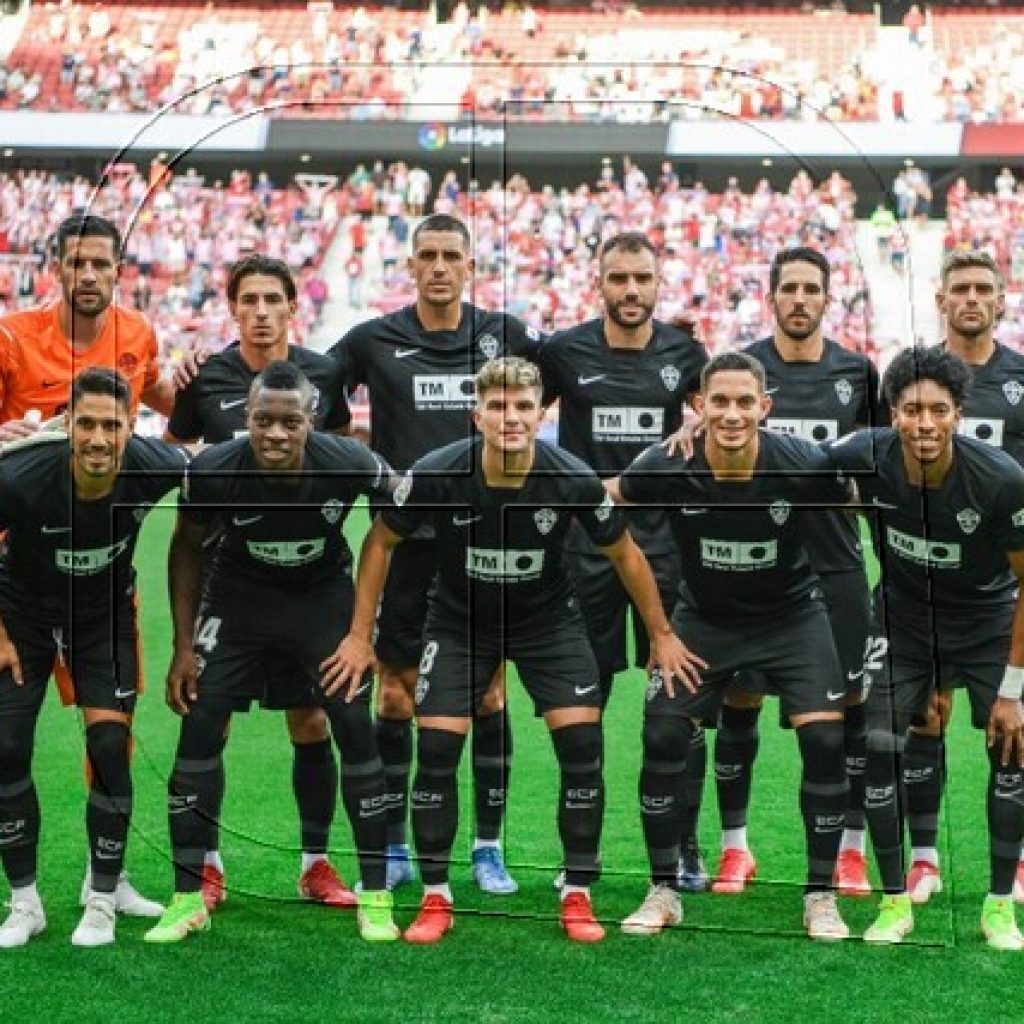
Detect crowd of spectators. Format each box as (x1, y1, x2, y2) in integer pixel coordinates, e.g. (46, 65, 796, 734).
(0, 165, 339, 361)
(946, 173, 1024, 349)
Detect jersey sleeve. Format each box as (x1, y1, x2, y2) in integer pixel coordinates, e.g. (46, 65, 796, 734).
(574, 472, 626, 548)
(166, 376, 204, 440)
(319, 359, 352, 432)
(506, 315, 546, 358)
(133, 438, 189, 502)
(333, 437, 393, 500)
(380, 465, 434, 538)
(821, 428, 880, 475)
(533, 332, 565, 405)
(683, 341, 710, 399)
(858, 360, 882, 427)
(995, 471, 1024, 552)
(178, 456, 216, 527)
(792, 440, 854, 506)
(618, 444, 674, 505)
(326, 325, 366, 391)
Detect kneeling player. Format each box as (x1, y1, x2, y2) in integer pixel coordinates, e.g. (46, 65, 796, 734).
(145, 362, 397, 944)
(610, 351, 853, 941)
(325, 357, 700, 943)
(0, 368, 188, 947)
(824, 346, 1024, 949)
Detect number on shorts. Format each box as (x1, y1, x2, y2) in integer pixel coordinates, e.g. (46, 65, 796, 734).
(419, 640, 439, 675)
(863, 635, 889, 673)
(194, 615, 223, 653)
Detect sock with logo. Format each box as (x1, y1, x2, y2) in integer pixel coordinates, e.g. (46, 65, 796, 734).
(864, 726, 906, 893)
(796, 720, 848, 891)
(0, 712, 40, 888)
(843, 700, 868, 834)
(292, 739, 337, 858)
(376, 716, 413, 847)
(551, 723, 604, 887)
(640, 715, 692, 891)
(715, 706, 760, 838)
(84, 721, 133, 895)
(988, 745, 1024, 898)
(411, 728, 466, 887)
(679, 725, 706, 850)
(903, 731, 943, 855)
(472, 710, 511, 844)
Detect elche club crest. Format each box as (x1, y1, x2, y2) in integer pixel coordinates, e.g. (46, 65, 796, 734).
(322, 498, 345, 524)
(660, 365, 681, 392)
(534, 508, 558, 534)
(835, 379, 853, 406)
(478, 333, 499, 360)
(769, 498, 791, 525)
(1004, 380, 1024, 407)
(957, 507, 981, 534)
(394, 473, 413, 507)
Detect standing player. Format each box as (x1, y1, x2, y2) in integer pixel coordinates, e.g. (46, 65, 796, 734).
(145, 361, 398, 944)
(890, 251, 1024, 905)
(165, 255, 354, 911)
(536, 231, 710, 889)
(0, 212, 176, 917)
(823, 346, 1024, 949)
(328, 213, 541, 893)
(323, 357, 700, 943)
(711, 247, 880, 896)
(0, 368, 187, 947)
(610, 351, 853, 941)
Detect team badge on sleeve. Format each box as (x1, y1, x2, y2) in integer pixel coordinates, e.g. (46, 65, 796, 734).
(594, 492, 614, 522)
(394, 472, 413, 507)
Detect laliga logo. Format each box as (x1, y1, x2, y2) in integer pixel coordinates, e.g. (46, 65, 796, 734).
(418, 123, 447, 150)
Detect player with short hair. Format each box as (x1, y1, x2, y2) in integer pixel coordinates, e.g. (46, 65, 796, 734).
(328, 213, 542, 894)
(536, 230, 710, 890)
(145, 360, 397, 944)
(0, 367, 188, 947)
(324, 356, 701, 943)
(610, 350, 853, 941)
(165, 254, 355, 912)
(710, 246, 880, 897)
(824, 345, 1024, 948)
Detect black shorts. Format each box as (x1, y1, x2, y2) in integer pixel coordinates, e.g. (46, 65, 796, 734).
(414, 599, 600, 718)
(0, 603, 140, 715)
(193, 582, 370, 713)
(376, 539, 435, 669)
(567, 543, 680, 680)
(731, 568, 871, 703)
(647, 596, 843, 724)
(868, 605, 1014, 731)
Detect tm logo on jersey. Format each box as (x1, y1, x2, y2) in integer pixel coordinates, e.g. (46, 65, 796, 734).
(55, 538, 131, 575)
(959, 417, 1004, 447)
(413, 374, 475, 410)
(466, 547, 544, 581)
(592, 406, 663, 442)
(700, 538, 778, 571)
(247, 538, 326, 567)
(886, 527, 961, 568)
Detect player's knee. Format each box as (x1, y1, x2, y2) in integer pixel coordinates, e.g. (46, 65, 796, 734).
(724, 692, 764, 712)
(477, 679, 506, 716)
(325, 701, 376, 764)
(795, 719, 846, 780)
(0, 721, 33, 779)
(551, 722, 602, 773)
(417, 727, 465, 775)
(377, 670, 414, 719)
(176, 705, 230, 761)
(642, 715, 692, 765)
(85, 720, 130, 764)
(866, 727, 904, 757)
(286, 706, 330, 744)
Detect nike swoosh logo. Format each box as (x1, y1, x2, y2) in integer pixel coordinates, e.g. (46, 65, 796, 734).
(41, 525, 72, 534)
(219, 398, 246, 410)
(847, 669, 865, 682)
(681, 509, 708, 516)
(453, 514, 483, 526)
(574, 685, 598, 696)
(578, 375, 605, 386)
(114, 688, 136, 699)
(765, 387, 780, 395)
(352, 682, 371, 698)
(232, 514, 263, 527)
(394, 348, 421, 359)
(827, 690, 845, 701)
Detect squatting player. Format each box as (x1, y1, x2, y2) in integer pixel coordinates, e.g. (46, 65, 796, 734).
(824, 346, 1024, 950)
(536, 230, 710, 891)
(610, 350, 853, 941)
(329, 213, 541, 893)
(710, 247, 880, 897)
(165, 255, 355, 911)
(0, 368, 188, 948)
(324, 357, 701, 944)
(145, 361, 398, 944)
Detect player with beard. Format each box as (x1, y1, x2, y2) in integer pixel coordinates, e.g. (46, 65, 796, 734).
(328, 214, 541, 894)
(0, 368, 187, 947)
(165, 255, 355, 913)
(823, 346, 1024, 949)
(324, 357, 700, 944)
(536, 231, 711, 891)
(610, 351, 853, 941)
(709, 247, 880, 897)
(878, 252, 1024, 906)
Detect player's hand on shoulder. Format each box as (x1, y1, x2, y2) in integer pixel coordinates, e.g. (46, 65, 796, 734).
(0, 637, 22, 685)
(988, 697, 1024, 768)
(172, 346, 210, 391)
(0, 416, 42, 444)
(166, 647, 199, 715)
(319, 633, 377, 701)
(647, 630, 708, 698)
(663, 420, 701, 459)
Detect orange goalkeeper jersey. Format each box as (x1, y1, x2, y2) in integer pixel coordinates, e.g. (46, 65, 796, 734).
(0, 300, 159, 421)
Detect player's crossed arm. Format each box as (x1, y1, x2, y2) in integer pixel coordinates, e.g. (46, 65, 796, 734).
(165, 513, 208, 715)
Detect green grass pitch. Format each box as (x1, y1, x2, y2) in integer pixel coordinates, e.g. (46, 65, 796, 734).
(11, 507, 1023, 1022)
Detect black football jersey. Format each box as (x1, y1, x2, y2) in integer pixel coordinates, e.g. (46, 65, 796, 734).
(181, 433, 391, 594)
(381, 437, 625, 625)
(620, 431, 851, 624)
(167, 343, 350, 443)
(744, 336, 879, 573)
(0, 436, 187, 621)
